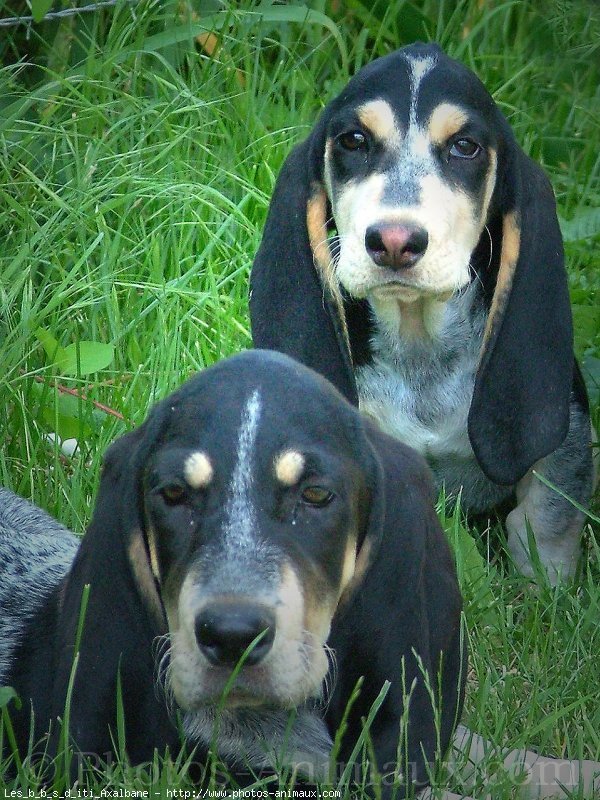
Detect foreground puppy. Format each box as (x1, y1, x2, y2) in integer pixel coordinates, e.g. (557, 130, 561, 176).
(2, 352, 598, 798)
(1, 350, 465, 797)
(250, 42, 596, 582)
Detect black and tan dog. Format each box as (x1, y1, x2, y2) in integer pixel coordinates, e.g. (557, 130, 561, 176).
(0, 350, 465, 796)
(250, 43, 596, 582)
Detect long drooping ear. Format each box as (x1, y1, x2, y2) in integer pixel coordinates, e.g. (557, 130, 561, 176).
(327, 423, 465, 788)
(96, 421, 168, 628)
(469, 141, 574, 486)
(50, 412, 176, 762)
(75, 404, 174, 630)
(335, 420, 390, 609)
(249, 134, 358, 405)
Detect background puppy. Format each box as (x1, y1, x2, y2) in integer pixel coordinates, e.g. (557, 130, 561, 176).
(0, 350, 464, 797)
(250, 42, 596, 583)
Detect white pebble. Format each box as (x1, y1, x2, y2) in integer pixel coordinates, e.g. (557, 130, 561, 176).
(61, 438, 79, 457)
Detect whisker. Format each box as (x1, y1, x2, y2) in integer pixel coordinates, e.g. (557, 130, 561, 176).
(152, 633, 176, 714)
(298, 629, 338, 711)
(466, 224, 492, 295)
(321, 643, 338, 710)
(483, 224, 494, 272)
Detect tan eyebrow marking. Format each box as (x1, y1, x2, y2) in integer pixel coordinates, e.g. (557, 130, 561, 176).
(274, 450, 305, 486)
(183, 451, 213, 488)
(428, 102, 470, 146)
(357, 99, 401, 145)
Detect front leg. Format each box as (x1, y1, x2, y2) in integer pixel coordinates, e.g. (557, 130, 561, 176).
(506, 403, 595, 583)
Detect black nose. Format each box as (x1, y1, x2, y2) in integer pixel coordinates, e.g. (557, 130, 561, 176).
(195, 604, 276, 667)
(365, 222, 429, 269)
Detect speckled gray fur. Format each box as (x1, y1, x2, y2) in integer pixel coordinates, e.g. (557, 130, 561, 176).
(0, 487, 79, 684)
(357, 281, 594, 580)
(356, 282, 505, 512)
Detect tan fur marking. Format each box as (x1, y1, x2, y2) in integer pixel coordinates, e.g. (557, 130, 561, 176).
(332, 164, 479, 298)
(127, 529, 165, 628)
(306, 186, 352, 354)
(306, 186, 331, 279)
(357, 99, 400, 145)
(339, 537, 357, 595)
(146, 524, 162, 584)
(397, 297, 427, 338)
(481, 211, 520, 351)
(353, 536, 373, 587)
(337, 537, 373, 609)
(274, 450, 305, 486)
(279, 562, 305, 634)
(307, 185, 338, 299)
(428, 103, 469, 146)
(184, 451, 213, 489)
(303, 589, 335, 650)
(297, 560, 336, 653)
(481, 149, 497, 225)
(378, 296, 451, 340)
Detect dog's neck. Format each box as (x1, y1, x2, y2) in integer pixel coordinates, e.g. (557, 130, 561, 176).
(365, 280, 486, 368)
(183, 703, 332, 781)
(369, 293, 451, 340)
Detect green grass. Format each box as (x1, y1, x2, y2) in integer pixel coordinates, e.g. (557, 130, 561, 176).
(0, 0, 599, 796)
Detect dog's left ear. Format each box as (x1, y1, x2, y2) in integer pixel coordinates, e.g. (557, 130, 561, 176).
(336, 425, 388, 605)
(469, 138, 573, 486)
(328, 422, 465, 788)
(250, 127, 358, 405)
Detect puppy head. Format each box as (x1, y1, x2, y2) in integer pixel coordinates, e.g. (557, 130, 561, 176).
(318, 44, 500, 301)
(136, 351, 379, 712)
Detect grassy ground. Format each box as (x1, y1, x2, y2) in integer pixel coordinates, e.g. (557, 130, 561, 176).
(0, 0, 599, 796)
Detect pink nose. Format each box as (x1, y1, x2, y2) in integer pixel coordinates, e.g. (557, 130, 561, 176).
(365, 222, 429, 269)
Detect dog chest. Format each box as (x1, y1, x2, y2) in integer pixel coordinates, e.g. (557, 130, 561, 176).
(356, 357, 474, 461)
(356, 289, 483, 463)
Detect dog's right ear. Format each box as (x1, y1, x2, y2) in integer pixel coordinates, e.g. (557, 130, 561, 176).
(250, 133, 358, 404)
(84, 408, 171, 627)
(50, 409, 176, 761)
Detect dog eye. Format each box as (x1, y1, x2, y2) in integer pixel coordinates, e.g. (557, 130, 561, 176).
(160, 484, 186, 506)
(337, 131, 368, 152)
(449, 138, 481, 159)
(301, 486, 334, 507)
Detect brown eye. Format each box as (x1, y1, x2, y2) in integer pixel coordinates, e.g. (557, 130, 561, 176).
(338, 130, 368, 152)
(301, 486, 334, 507)
(161, 484, 186, 506)
(449, 138, 481, 159)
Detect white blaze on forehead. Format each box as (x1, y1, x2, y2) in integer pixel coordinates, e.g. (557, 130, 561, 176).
(224, 389, 262, 547)
(184, 451, 213, 488)
(274, 450, 305, 486)
(399, 54, 438, 159)
(405, 54, 437, 128)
